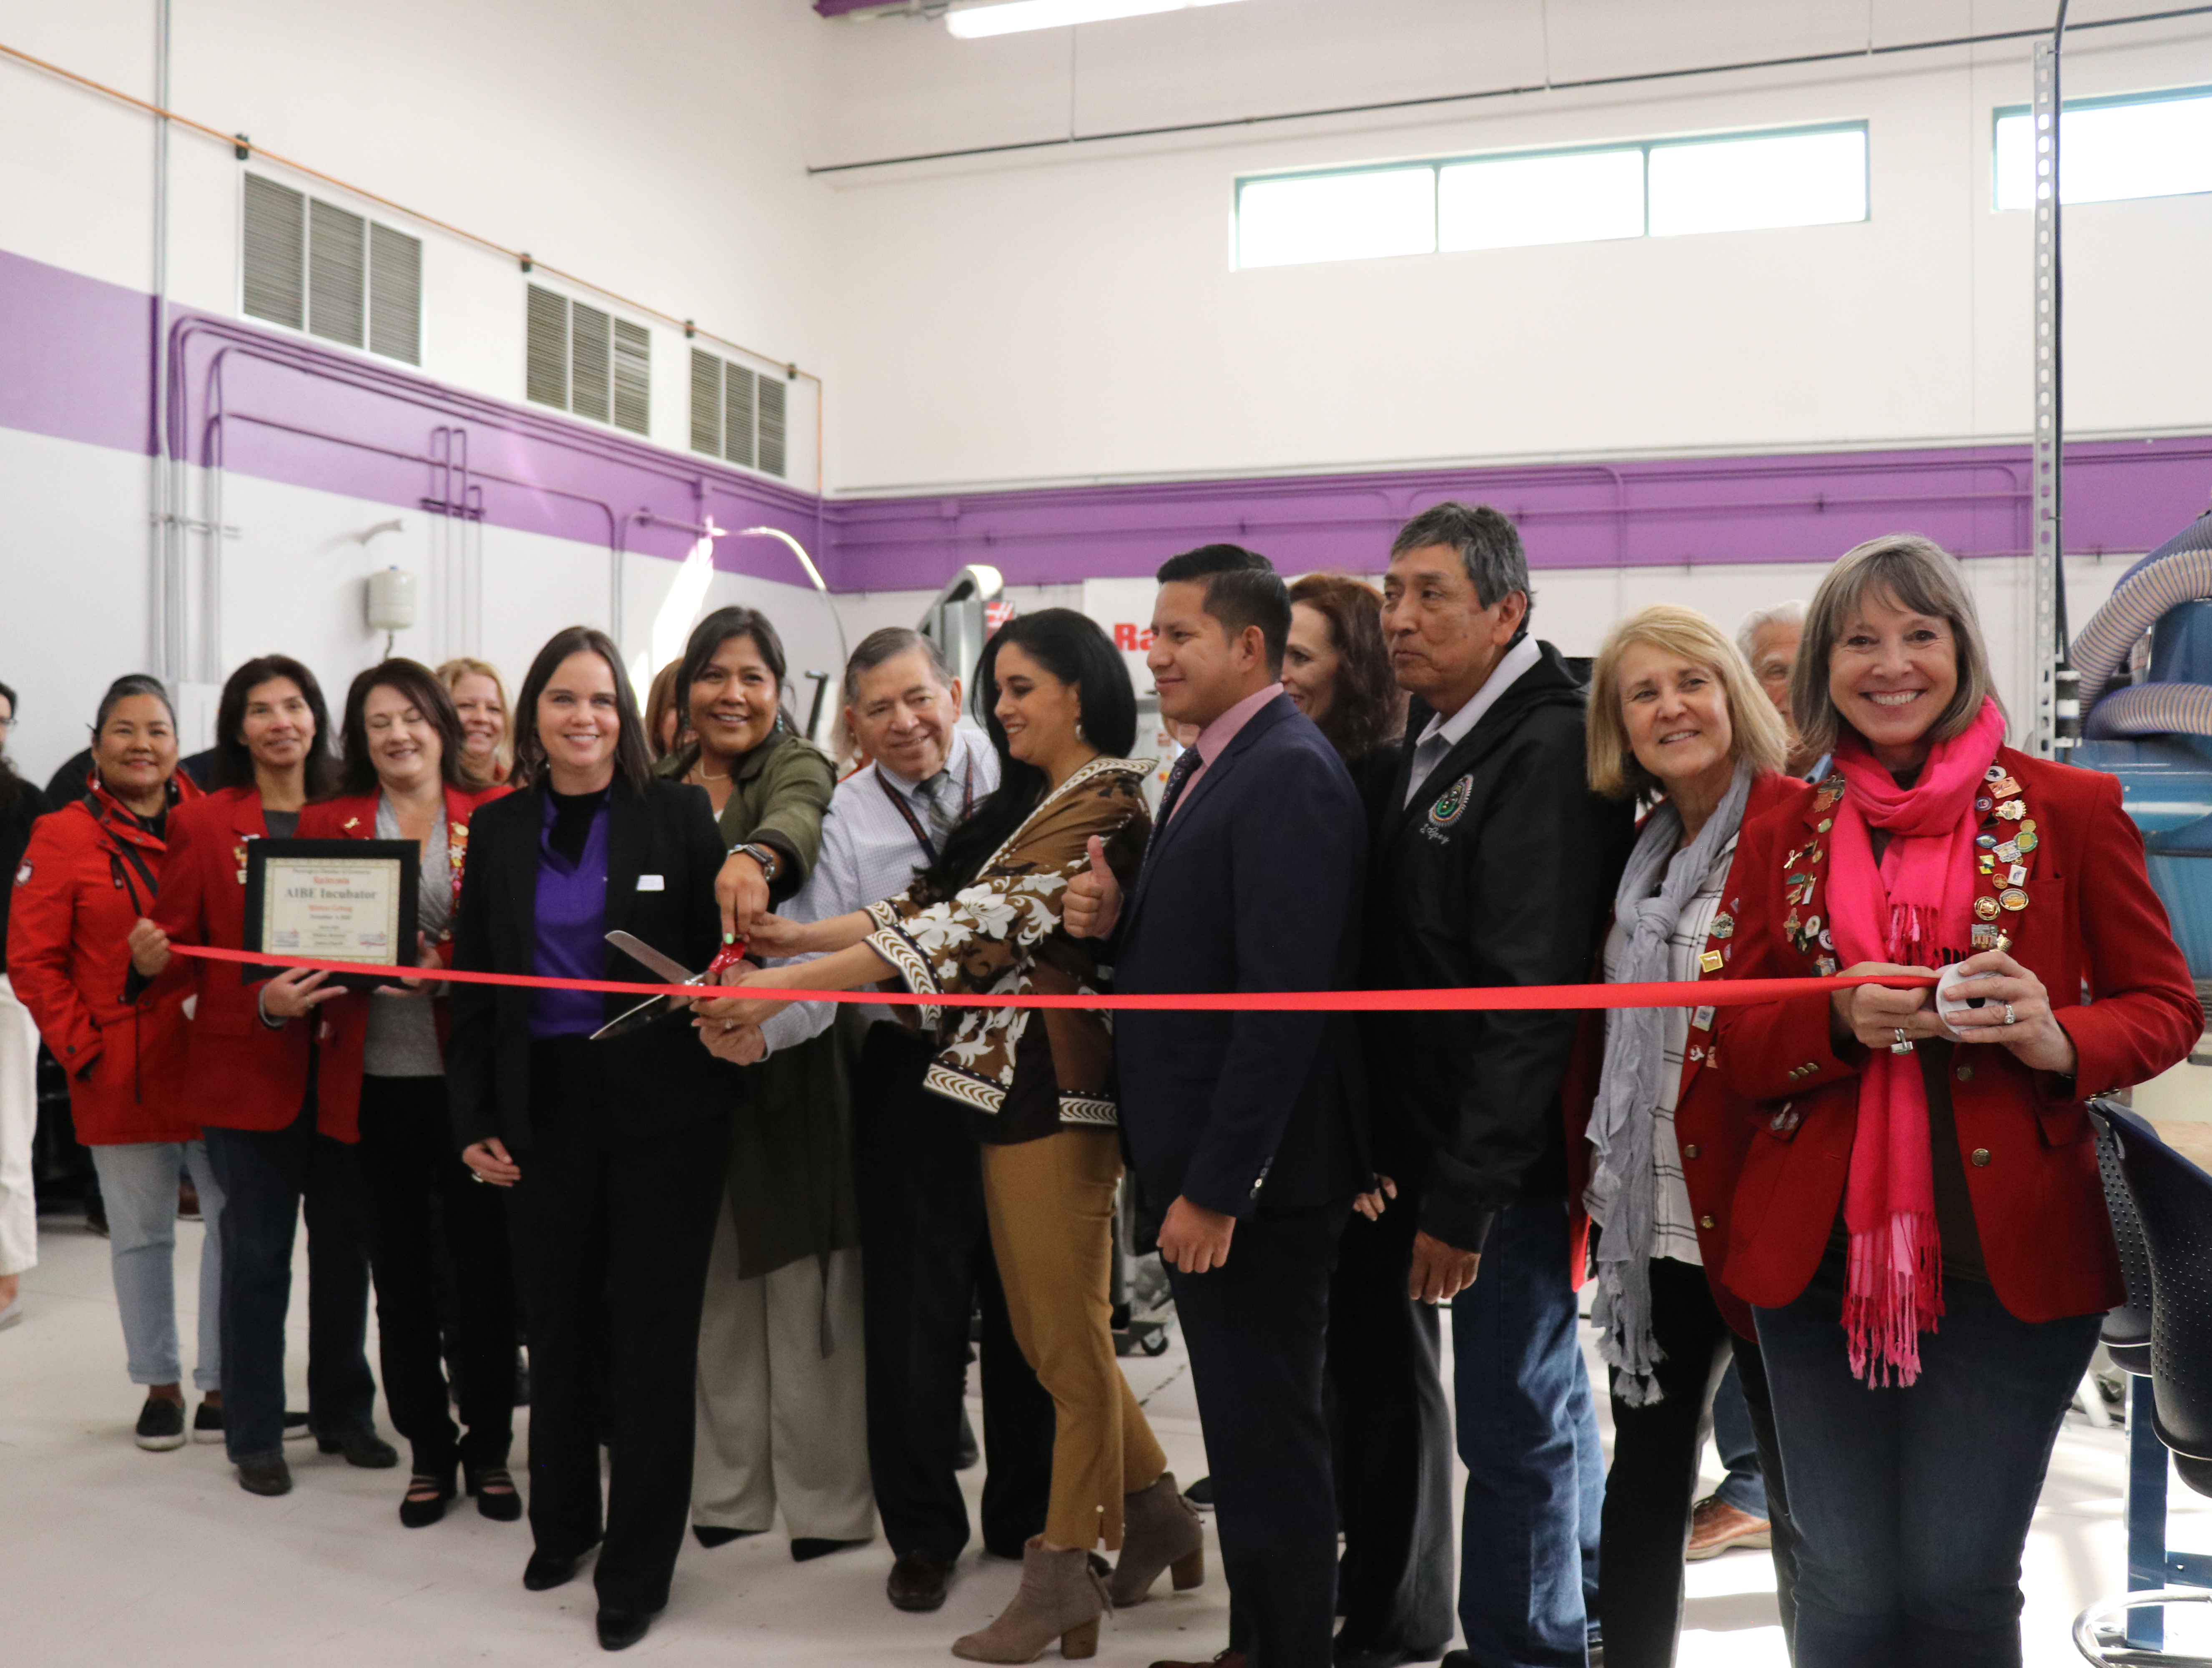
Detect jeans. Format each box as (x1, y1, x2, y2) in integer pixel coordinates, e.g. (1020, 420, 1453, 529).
(356, 1075, 515, 1473)
(201, 1101, 376, 1461)
(1754, 1248, 2103, 1668)
(1450, 1196, 1604, 1668)
(90, 1140, 224, 1389)
(1709, 1361, 1768, 1518)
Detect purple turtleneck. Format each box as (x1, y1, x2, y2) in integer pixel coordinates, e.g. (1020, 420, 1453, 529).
(529, 785, 612, 1040)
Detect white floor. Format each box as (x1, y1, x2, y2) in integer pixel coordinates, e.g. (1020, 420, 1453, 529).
(2, 1213, 2206, 1667)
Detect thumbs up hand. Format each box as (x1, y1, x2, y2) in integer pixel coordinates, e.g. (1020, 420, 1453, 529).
(1063, 834, 1123, 940)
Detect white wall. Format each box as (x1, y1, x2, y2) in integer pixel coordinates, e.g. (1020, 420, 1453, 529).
(811, 0, 2212, 490)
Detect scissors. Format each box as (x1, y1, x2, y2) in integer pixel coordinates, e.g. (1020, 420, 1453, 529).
(590, 930, 749, 1041)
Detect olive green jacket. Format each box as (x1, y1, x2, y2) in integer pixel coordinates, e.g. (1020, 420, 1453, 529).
(659, 726, 855, 1287)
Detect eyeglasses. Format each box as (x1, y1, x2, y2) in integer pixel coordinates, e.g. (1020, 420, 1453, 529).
(0, 715, 16, 731)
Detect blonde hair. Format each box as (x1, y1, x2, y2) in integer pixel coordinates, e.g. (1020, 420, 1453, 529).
(1790, 534, 2000, 759)
(1587, 604, 1790, 799)
(434, 656, 513, 785)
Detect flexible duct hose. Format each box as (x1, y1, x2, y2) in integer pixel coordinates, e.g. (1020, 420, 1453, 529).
(2085, 681, 2212, 739)
(2071, 512, 2212, 728)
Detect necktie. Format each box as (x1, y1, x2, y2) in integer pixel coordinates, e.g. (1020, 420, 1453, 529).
(918, 771, 960, 844)
(1156, 746, 1202, 826)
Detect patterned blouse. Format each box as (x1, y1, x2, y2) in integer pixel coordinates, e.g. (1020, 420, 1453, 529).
(864, 756, 1152, 1129)
(1592, 831, 1739, 1267)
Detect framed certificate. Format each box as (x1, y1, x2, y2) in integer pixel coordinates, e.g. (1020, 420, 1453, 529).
(241, 838, 421, 991)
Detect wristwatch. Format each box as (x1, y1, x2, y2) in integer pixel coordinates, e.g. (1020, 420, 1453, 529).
(730, 841, 780, 884)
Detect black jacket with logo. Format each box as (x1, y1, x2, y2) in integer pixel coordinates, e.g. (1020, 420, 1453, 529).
(1361, 640, 1634, 1254)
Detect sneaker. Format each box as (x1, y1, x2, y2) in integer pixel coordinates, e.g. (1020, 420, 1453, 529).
(1686, 1495, 1772, 1560)
(194, 1405, 313, 1444)
(135, 1396, 188, 1452)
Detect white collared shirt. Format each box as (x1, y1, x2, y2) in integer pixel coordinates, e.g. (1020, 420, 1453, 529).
(1402, 633, 1543, 808)
(758, 727, 999, 1055)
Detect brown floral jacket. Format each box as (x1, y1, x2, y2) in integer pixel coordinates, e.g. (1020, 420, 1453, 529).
(864, 756, 1151, 1127)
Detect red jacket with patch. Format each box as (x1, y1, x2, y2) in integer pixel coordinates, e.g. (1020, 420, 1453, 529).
(8, 778, 203, 1144)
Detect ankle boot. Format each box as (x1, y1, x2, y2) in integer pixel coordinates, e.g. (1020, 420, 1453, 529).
(951, 1537, 1110, 1663)
(1107, 1471, 1206, 1607)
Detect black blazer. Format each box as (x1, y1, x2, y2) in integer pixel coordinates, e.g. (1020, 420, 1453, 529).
(447, 775, 738, 1154)
(1361, 641, 1634, 1254)
(1114, 693, 1368, 1220)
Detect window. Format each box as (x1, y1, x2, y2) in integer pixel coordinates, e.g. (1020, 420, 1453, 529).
(1235, 123, 1868, 270)
(527, 284, 652, 437)
(241, 174, 422, 363)
(689, 348, 788, 478)
(1994, 85, 2212, 211)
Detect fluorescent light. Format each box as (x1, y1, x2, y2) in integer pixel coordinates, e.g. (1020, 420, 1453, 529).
(946, 0, 1247, 40)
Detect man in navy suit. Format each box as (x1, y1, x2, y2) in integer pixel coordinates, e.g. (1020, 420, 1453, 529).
(1066, 544, 1367, 1668)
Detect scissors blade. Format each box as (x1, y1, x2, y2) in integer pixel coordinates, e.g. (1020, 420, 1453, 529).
(604, 930, 700, 987)
(590, 931, 705, 1042)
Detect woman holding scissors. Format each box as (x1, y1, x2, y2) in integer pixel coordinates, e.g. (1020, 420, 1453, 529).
(446, 625, 736, 1654)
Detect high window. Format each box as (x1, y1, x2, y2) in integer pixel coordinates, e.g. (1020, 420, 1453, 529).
(1994, 84, 2212, 211)
(1235, 123, 1868, 270)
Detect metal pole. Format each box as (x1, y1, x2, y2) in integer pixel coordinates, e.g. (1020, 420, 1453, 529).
(149, 0, 176, 684)
(2031, 6, 2080, 757)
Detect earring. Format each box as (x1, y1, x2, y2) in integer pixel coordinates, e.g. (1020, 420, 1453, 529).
(1076, 719, 1086, 742)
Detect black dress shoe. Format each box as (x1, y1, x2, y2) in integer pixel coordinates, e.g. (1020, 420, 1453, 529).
(887, 1550, 953, 1612)
(596, 1606, 660, 1651)
(317, 1429, 400, 1469)
(235, 1453, 293, 1496)
(791, 1536, 867, 1562)
(1334, 1647, 1416, 1668)
(692, 1525, 760, 1549)
(523, 1542, 598, 1591)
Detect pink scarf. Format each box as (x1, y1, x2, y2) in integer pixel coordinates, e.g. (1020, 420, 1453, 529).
(1822, 697, 2006, 1386)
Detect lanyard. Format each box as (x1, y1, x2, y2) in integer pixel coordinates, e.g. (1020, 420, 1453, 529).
(875, 759, 974, 864)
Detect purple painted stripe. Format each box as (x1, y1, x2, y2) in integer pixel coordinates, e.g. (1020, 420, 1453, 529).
(833, 440, 2212, 590)
(7, 246, 2212, 596)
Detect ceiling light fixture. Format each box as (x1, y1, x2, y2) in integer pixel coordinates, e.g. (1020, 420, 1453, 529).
(945, 0, 1249, 41)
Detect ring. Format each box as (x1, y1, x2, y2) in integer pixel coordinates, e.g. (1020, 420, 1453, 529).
(1890, 1026, 1916, 1055)
(2003, 1003, 2018, 1026)
(471, 1171, 488, 1185)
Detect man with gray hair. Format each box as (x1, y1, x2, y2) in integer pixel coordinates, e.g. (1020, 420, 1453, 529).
(736, 627, 1054, 1615)
(1360, 502, 1633, 1668)
(1737, 600, 1815, 776)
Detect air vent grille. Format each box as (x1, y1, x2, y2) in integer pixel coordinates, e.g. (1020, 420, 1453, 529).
(687, 348, 785, 479)
(526, 284, 650, 437)
(307, 200, 366, 348)
(758, 375, 787, 480)
(242, 173, 418, 363)
(242, 175, 306, 330)
(367, 224, 422, 364)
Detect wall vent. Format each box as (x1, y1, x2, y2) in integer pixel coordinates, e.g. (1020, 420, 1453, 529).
(688, 347, 787, 479)
(241, 173, 420, 364)
(528, 284, 651, 437)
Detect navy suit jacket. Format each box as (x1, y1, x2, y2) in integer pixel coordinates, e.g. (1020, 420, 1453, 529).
(1113, 693, 1368, 1219)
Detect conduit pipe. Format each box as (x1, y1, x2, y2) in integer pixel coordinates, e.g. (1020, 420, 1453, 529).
(2072, 511, 2212, 737)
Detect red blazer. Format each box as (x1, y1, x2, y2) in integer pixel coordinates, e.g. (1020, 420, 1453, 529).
(1714, 747, 2200, 1323)
(299, 782, 509, 1082)
(7, 779, 202, 1144)
(152, 786, 363, 1142)
(1563, 769, 1794, 1336)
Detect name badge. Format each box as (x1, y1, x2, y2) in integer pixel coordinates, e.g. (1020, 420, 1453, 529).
(636, 874, 665, 892)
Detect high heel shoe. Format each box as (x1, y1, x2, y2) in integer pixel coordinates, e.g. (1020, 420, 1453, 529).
(464, 1458, 523, 1522)
(1107, 1471, 1205, 1607)
(400, 1460, 458, 1528)
(951, 1537, 1110, 1663)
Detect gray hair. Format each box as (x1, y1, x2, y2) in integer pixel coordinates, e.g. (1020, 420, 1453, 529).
(843, 627, 954, 705)
(1737, 600, 1807, 665)
(95, 673, 176, 734)
(1791, 535, 2001, 757)
(1390, 501, 1535, 615)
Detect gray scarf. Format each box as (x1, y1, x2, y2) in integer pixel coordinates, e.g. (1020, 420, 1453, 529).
(1587, 760, 1753, 1407)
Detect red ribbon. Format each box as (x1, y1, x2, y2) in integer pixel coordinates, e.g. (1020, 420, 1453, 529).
(167, 941, 1932, 1012)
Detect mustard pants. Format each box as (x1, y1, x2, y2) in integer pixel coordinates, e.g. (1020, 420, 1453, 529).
(980, 1128, 1166, 1550)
